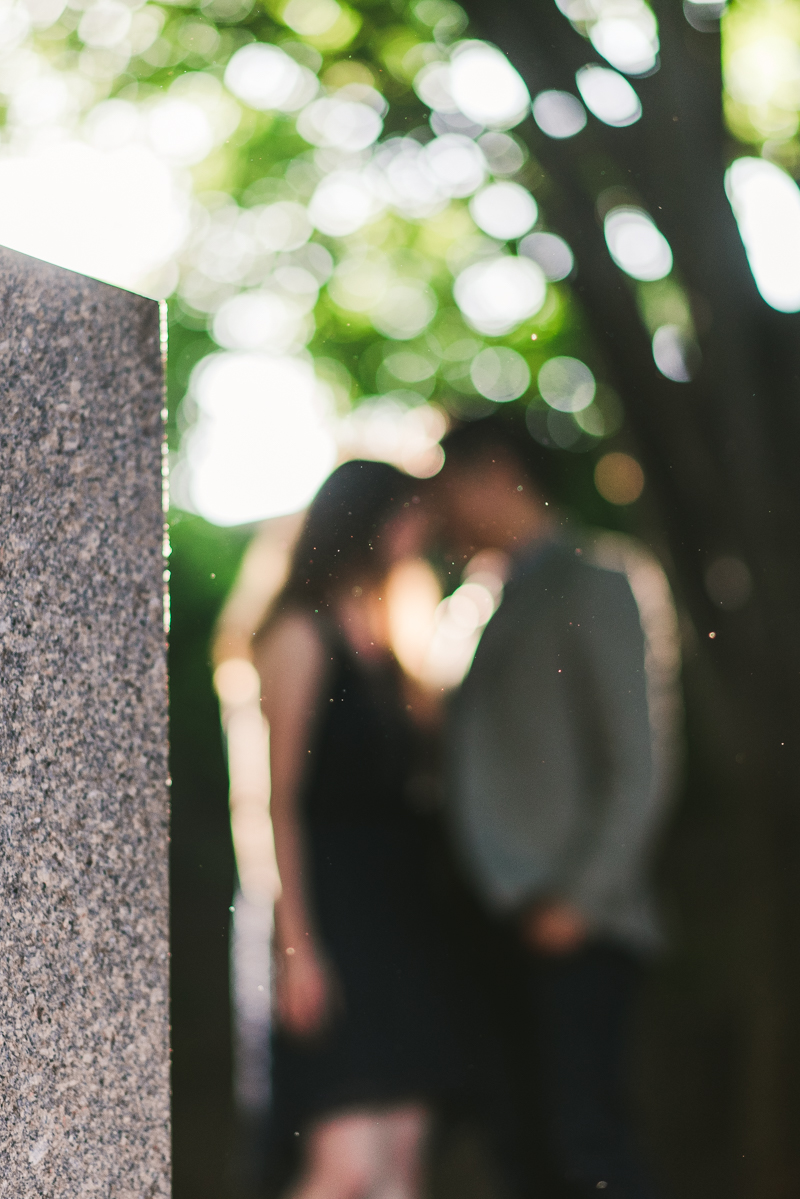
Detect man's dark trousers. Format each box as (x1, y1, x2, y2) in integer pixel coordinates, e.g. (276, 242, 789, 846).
(524, 942, 659, 1199)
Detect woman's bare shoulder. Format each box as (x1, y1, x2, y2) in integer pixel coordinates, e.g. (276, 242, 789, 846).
(262, 610, 323, 653)
(255, 611, 327, 694)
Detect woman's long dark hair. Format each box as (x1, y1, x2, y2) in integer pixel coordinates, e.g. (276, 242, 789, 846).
(268, 460, 416, 622)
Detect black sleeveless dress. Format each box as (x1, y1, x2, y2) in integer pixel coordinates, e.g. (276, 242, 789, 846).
(269, 631, 464, 1129)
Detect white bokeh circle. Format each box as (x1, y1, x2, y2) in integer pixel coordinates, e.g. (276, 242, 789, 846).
(518, 232, 574, 281)
(726, 156, 800, 312)
(186, 352, 336, 525)
(297, 97, 382, 151)
(371, 280, 438, 340)
(308, 170, 381, 236)
(224, 43, 317, 113)
(532, 90, 587, 139)
(603, 207, 673, 281)
(575, 66, 642, 128)
(538, 356, 596, 413)
(449, 41, 530, 130)
(469, 181, 538, 240)
(454, 255, 547, 335)
(470, 347, 531, 401)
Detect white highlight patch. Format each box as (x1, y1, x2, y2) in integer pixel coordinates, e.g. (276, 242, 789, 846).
(726, 156, 800, 313)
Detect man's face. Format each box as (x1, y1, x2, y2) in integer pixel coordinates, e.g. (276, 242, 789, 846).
(438, 457, 520, 553)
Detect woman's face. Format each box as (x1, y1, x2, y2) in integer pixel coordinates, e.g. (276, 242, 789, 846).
(380, 503, 429, 567)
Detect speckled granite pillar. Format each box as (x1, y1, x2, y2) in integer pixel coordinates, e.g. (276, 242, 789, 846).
(0, 247, 170, 1196)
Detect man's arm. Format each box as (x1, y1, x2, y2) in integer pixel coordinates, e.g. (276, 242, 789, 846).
(256, 613, 333, 1036)
(560, 566, 666, 924)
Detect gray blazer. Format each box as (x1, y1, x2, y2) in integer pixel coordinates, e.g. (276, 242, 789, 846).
(448, 538, 681, 953)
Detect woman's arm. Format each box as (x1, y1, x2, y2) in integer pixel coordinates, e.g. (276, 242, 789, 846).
(255, 612, 331, 1036)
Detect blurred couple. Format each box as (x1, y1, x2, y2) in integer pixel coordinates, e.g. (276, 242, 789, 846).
(253, 417, 679, 1199)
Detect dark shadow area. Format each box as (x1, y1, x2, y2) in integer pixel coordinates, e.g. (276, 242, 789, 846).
(169, 516, 250, 1199)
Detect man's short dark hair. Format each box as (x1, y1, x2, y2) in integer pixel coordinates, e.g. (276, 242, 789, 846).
(441, 411, 556, 498)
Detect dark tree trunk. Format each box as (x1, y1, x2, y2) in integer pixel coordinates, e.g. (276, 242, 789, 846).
(458, 1, 800, 1194)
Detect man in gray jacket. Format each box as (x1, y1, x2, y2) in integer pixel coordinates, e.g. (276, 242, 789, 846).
(439, 421, 680, 1199)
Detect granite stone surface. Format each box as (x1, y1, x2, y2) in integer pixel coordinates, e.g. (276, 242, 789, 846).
(0, 247, 170, 1196)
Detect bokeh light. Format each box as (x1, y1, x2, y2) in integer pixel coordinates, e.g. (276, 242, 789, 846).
(415, 549, 509, 687)
(371, 280, 438, 340)
(470, 347, 531, 402)
(726, 34, 800, 128)
(224, 42, 318, 112)
(374, 138, 445, 218)
(684, 0, 725, 33)
(297, 93, 384, 151)
(338, 397, 447, 478)
(0, 140, 188, 296)
(78, 1, 132, 49)
(722, 1, 800, 147)
(183, 352, 336, 525)
(519, 232, 574, 281)
(424, 133, 487, 198)
(526, 404, 576, 450)
(555, 0, 659, 76)
(594, 451, 645, 505)
(252, 201, 312, 252)
(604, 206, 673, 281)
(449, 41, 530, 129)
(283, 0, 343, 37)
(532, 90, 587, 139)
(652, 325, 696, 383)
(725, 156, 800, 312)
(589, 14, 658, 76)
(538, 356, 596, 413)
(469, 182, 538, 240)
(308, 170, 380, 236)
(414, 62, 459, 114)
(329, 252, 391, 311)
(477, 132, 527, 175)
(212, 290, 314, 353)
(148, 97, 215, 165)
(574, 385, 623, 439)
(575, 65, 642, 128)
(454, 255, 547, 334)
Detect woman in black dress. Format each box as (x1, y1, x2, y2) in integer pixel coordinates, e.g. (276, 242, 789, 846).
(254, 461, 461, 1199)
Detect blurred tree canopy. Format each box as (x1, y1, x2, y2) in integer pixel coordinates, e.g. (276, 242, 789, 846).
(154, 0, 638, 527)
(4, 0, 668, 527)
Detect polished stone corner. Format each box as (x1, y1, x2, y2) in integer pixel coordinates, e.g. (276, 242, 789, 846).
(0, 247, 170, 1196)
